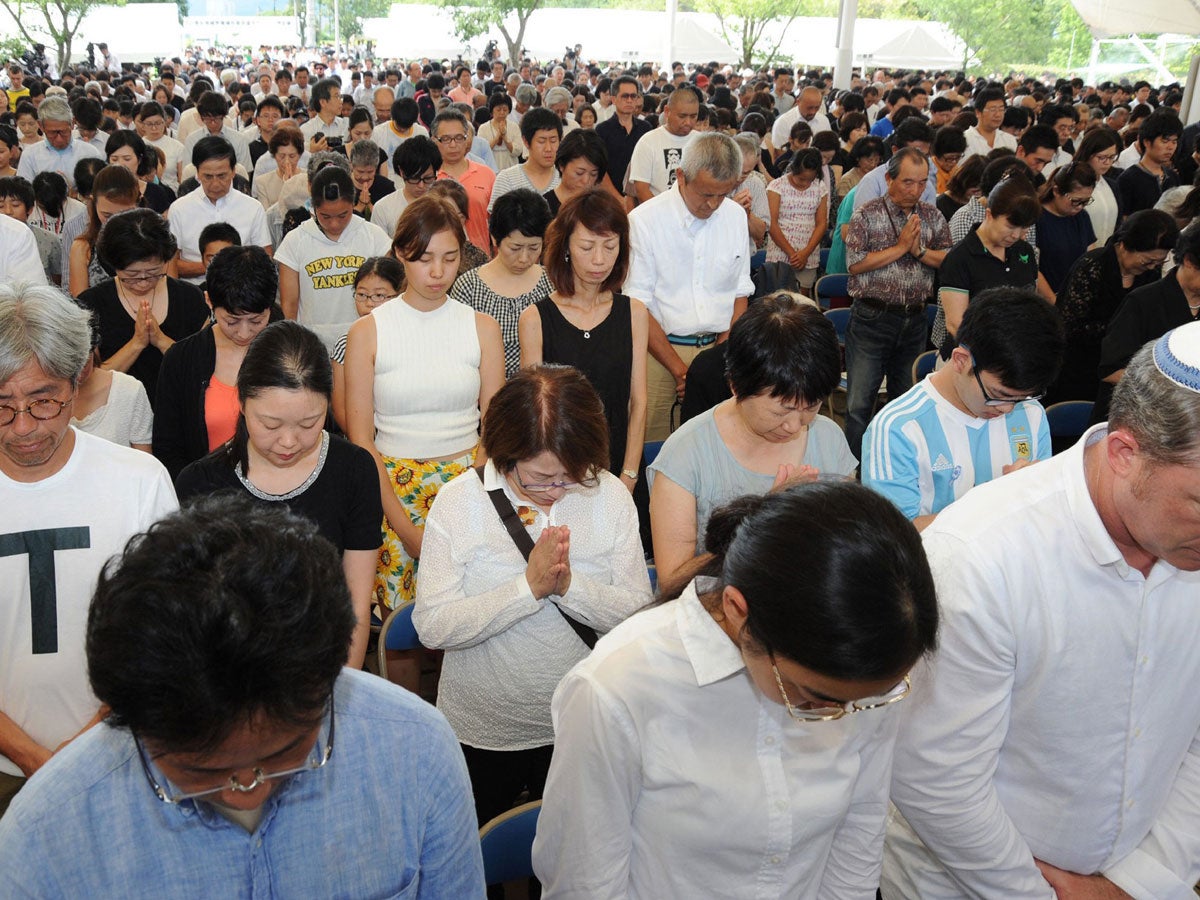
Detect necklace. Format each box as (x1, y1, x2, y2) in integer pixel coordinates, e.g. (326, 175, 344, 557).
(116, 279, 159, 318)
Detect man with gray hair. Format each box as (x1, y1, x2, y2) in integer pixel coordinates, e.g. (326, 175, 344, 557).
(0, 283, 176, 816)
(626, 131, 753, 442)
(511, 83, 538, 127)
(882, 322, 1200, 899)
(15, 96, 103, 190)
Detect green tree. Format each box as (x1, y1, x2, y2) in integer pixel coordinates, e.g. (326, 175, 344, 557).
(700, 0, 834, 69)
(336, 0, 389, 41)
(0, 0, 116, 73)
(441, 0, 544, 67)
(916, 0, 1054, 71)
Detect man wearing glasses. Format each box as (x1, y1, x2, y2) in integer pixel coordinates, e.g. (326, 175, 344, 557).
(15, 95, 103, 190)
(0, 495, 486, 896)
(882, 321, 1200, 899)
(594, 75, 650, 205)
(863, 288, 1063, 529)
(0, 284, 176, 818)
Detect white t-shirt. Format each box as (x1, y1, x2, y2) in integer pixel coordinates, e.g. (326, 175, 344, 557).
(146, 135, 186, 192)
(274, 215, 392, 351)
(0, 429, 177, 776)
(167, 187, 273, 283)
(371, 120, 429, 164)
(627, 127, 691, 196)
(370, 190, 411, 241)
(70, 371, 154, 448)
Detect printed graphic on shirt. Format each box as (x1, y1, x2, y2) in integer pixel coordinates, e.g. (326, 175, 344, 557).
(305, 255, 368, 289)
(0, 526, 91, 654)
(1010, 424, 1032, 461)
(664, 147, 683, 188)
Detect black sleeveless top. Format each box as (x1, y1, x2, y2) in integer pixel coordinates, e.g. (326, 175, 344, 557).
(535, 293, 632, 474)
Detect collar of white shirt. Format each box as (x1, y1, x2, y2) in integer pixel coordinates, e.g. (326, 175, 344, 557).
(1067, 424, 1138, 575)
(667, 182, 706, 234)
(481, 458, 553, 526)
(677, 577, 745, 686)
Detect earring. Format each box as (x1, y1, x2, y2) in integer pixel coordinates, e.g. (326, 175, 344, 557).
(564, 251, 571, 260)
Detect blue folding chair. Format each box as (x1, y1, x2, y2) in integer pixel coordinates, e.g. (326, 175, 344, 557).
(925, 303, 938, 344)
(479, 800, 542, 886)
(824, 307, 853, 393)
(643, 440, 664, 468)
(375, 600, 420, 681)
(911, 350, 937, 383)
(814, 273, 850, 310)
(1045, 401, 1093, 441)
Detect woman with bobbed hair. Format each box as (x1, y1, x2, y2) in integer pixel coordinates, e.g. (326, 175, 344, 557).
(175, 321, 382, 670)
(544, 129, 607, 215)
(414, 364, 652, 826)
(478, 91, 518, 170)
(1073, 126, 1123, 244)
(252, 126, 305, 209)
(520, 188, 647, 491)
(78, 207, 208, 405)
(67, 164, 142, 297)
(1036, 160, 1098, 293)
(345, 194, 505, 611)
(105, 131, 175, 214)
(649, 293, 854, 584)
(533, 482, 938, 897)
(1050, 208, 1178, 404)
(452, 188, 553, 377)
(153, 245, 282, 479)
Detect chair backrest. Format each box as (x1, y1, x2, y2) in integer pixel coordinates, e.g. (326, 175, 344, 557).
(911, 350, 937, 383)
(925, 303, 937, 342)
(643, 440, 664, 468)
(479, 800, 542, 886)
(824, 307, 852, 346)
(814, 273, 849, 310)
(376, 600, 420, 677)
(1045, 400, 1094, 440)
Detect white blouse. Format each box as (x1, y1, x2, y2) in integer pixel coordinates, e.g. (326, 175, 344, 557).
(413, 461, 651, 751)
(532, 579, 905, 900)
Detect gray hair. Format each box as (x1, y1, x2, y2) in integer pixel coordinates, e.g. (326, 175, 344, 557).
(37, 96, 73, 124)
(734, 132, 760, 162)
(306, 150, 350, 182)
(0, 283, 92, 386)
(679, 132, 742, 183)
(544, 86, 572, 108)
(349, 139, 380, 169)
(887, 146, 929, 179)
(430, 108, 470, 138)
(506, 73, 522, 88)
(1109, 340, 1200, 465)
(515, 84, 538, 107)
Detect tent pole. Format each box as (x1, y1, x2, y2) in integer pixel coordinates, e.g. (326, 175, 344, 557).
(1086, 37, 1100, 87)
(1126, 32, 1173, 84)
(1182, 53, 1200, 127)
(664, 0, 677, 78)
(833, 0, 857, 91)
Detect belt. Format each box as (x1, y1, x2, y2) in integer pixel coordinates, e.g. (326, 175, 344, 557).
(854, 296, 926, 317)
(668, 332, 718, 347)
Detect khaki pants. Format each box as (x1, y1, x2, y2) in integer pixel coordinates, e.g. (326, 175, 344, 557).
(646, 344, 706, 443)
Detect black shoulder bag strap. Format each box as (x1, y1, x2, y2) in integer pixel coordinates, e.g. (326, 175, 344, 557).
(475, 467, 597, 650)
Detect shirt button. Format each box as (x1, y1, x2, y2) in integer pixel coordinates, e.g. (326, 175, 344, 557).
(1127, 799, 1135, 809)
(775, 800, 787, 812)
(1141, 656, 1150, 665)
(764, 736, 776, 746)
(771, 856, 781, 865)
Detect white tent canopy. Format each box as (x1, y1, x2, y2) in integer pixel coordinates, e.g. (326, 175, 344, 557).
(861, 24, 964, 70)
(1067, 0, 1200, 38)
(0, 3, 183, 64)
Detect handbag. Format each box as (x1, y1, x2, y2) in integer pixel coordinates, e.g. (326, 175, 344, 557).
(474, 468, 598, 650)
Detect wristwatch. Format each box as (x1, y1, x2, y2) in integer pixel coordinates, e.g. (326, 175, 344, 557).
(916, 244, 928, 260)
(621, 469, 638, 481)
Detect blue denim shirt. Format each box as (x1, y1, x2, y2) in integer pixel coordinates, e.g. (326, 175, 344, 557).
(0, 669, 485, 899)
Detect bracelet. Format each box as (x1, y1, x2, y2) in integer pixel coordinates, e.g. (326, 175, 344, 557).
(621, 469, 638, 481)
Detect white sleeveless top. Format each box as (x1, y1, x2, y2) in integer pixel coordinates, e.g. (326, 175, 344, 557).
(372, 296, 482, 459)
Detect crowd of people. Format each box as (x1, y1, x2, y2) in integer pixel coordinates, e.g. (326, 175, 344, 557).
(2, 41, 1200, 898)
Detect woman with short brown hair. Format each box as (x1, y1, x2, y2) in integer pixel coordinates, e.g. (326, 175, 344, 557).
(413, 364, 652, 827)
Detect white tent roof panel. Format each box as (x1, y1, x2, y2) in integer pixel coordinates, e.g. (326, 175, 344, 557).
(1067, 0, 1200, 38)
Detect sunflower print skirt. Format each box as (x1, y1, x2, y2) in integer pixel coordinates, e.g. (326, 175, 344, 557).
(375, 448, 477, 610)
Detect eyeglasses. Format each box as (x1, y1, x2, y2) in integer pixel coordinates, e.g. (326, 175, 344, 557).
(0, 396, 71, 426)
(938, 153, 963, 164)
(135, 697, 335, 805)
(515, 465, 579, 493)
(404, 173, 439, 186)
(1068, 195, 1094, 208)
(436, 134, 468, 145)
(970, 362, 1043, 407)
(771, 658, 911, 722)
(1093, 153, 1117, 163)
(117, 268, 166, 285)
(354, 290, 393, 305)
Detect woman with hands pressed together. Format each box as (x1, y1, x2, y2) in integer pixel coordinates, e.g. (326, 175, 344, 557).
(413, 365, 651, 826)
(649, 294, 854, 585)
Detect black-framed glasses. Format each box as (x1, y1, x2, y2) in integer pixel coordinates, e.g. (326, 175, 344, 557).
(770, 656, 911, 722)
(403, 173, 438, 186)
(0, 397, 71, 426)
(354, 290, 393, 305)
(1068, 195, 1095, 208)
(970, 361, 1043, 407)
(436, 134, 468, 145)
(117, 268, 166, 285)
(135, 696, 335, 805)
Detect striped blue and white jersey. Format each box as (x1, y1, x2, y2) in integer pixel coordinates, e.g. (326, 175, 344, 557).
(862, 380, 1050, 518)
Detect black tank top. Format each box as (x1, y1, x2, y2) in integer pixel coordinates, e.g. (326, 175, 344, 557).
(536, 293, 632, 474)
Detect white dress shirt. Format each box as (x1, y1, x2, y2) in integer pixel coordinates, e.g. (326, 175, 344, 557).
(167, 188, 272, 283)
(771, 106, 832, 149)
(413, 462, 651, 752)
(0, 214, 50, 285)
(182, 125, 252, 174)
(625, 184, 755, 336)
(533, 579, 904, 900)
(882, 425, 1200, 900)
(15, 140, 103, 190)
(962, 125, 1018, 160)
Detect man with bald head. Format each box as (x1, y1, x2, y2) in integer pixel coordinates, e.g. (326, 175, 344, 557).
(771, 85, 831, 149)
(628, 86, 700, 203)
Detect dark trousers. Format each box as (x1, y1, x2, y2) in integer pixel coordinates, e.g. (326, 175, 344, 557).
(844, 300, 928, 460)
(461, 742, 554, 828)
